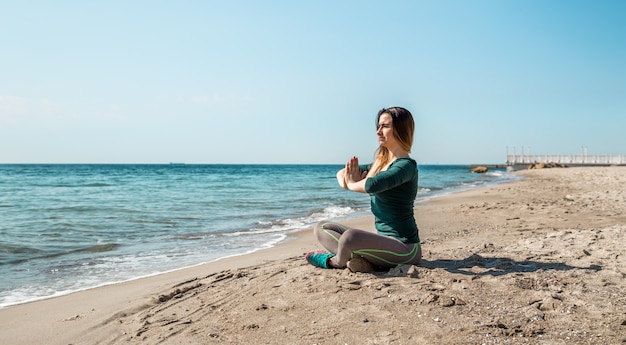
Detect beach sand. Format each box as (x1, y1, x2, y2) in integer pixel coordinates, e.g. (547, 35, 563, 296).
(1, 167, 625, 344)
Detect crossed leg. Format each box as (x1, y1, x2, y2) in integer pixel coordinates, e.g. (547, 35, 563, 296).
(313, 221, 421, 270)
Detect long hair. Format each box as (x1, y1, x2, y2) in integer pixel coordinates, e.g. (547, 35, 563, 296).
(369, 107, 415, 176)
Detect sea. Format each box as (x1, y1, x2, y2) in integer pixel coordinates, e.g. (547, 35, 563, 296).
(0, 164, 518, 308)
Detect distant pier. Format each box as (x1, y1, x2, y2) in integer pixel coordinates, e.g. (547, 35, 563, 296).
(469, 154, 626, 172)
(506, 154, 626, 165)
(505, 154, 626, 171)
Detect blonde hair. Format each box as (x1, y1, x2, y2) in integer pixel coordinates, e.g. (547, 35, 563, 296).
(369, 107, 415, 176)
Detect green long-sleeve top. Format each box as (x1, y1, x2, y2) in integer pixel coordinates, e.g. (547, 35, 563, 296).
(360, 157, 419, 243)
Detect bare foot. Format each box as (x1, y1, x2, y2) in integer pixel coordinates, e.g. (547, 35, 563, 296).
(347, 256, 378, 273)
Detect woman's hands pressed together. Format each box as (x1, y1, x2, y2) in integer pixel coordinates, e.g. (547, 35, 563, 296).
(345, 156, 365, 183)
(343, 156, 367, 193)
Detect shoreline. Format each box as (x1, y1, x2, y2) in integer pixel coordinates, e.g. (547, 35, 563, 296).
(1, 167, 625, 344)
(0, 215, 372, 311)
(0, 232, 293, 310)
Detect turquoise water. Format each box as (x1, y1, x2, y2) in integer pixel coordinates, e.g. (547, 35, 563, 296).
(0, 164, 516, 307)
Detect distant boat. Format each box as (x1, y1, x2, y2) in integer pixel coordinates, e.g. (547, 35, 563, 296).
(169, 162, 186, 166)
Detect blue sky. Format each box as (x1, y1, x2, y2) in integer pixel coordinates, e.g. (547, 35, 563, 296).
(1, 1, 625, 164)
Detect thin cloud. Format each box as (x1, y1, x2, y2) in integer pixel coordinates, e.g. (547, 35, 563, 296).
(191, 95, 211, 104)
(0, 95, 26, 114)
(188, 93, 252, 105)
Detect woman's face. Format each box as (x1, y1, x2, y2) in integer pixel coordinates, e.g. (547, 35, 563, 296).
(376, 113, 397, 148)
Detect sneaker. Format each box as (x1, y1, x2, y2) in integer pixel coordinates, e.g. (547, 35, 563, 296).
(305, 250, 334, 269)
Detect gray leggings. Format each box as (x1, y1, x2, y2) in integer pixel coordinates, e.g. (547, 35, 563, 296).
(314, 221, 421, 268)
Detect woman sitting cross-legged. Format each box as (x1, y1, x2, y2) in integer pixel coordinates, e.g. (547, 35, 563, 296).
(306, 106, 422, 272)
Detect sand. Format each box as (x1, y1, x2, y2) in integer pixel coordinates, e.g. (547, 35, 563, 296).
(1, 166, 625, 344)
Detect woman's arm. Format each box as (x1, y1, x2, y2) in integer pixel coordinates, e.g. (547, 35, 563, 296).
(346, 179, 367, 193)
(336, 168, 348, 189)
(364, 159, 417, 194)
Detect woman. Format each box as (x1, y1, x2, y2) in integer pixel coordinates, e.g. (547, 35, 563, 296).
(306, 106, 421, 272)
